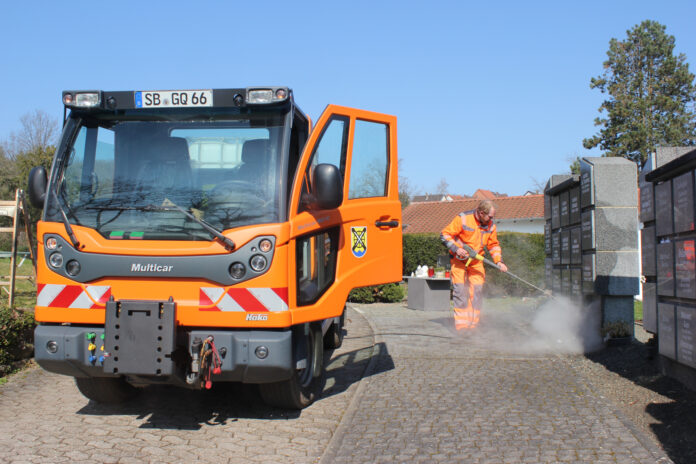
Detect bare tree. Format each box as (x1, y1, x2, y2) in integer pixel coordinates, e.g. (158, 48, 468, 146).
(528, 176, 546, 194)
(398, 159, 420, 209)
(6, 110, 58, 158)
(435, 177, 449, 195)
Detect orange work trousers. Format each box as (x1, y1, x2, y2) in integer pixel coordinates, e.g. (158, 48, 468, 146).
(450, 259, 485, 330)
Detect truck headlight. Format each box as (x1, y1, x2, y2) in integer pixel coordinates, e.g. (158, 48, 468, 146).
(229, 262, 246, 279)
(49, 252, 64, 268)
(249, 255, 267, 272)
(247, 89, 274, 104)
(66, 259, 81, 276)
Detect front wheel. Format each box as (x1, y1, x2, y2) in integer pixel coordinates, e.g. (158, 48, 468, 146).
(74, 376, 139, 404)
(259, 323, 324, 409)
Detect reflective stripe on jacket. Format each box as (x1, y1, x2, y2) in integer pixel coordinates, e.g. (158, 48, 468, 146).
(440, 210, 502, 263)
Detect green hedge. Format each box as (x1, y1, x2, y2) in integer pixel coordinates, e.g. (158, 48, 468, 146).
(348, 283, 405, 303)
(0, 306, 35, 376)
(402, 234, 448, 276)
(484, 232, 545, 297)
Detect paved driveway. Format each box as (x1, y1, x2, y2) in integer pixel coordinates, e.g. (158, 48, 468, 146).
(0, 307, 374, 464)
(0, 301, 672, 463)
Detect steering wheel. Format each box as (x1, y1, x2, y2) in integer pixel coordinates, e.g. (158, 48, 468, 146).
(206, 180, 269, 222)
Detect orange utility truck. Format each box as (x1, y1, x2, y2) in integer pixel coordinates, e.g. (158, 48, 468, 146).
(27, 87, 402, 409)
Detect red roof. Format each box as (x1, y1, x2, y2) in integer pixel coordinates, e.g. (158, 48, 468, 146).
(403, 195, 544, 234)
(472, 189, 497, 200)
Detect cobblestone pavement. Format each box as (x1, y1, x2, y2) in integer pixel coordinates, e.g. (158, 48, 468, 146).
(322, 301, 672, 464)
(0, 307, 374, 464)
(0, 301, 675, 463)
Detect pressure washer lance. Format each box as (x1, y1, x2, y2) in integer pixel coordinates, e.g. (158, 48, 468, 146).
(458, 244, 555, 299)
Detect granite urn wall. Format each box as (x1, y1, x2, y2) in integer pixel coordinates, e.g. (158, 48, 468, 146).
(545, 157, 640, 339)
(641, 147, 696, 388)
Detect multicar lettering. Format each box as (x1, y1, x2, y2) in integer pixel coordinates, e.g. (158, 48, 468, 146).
(130, 263, 174, 272)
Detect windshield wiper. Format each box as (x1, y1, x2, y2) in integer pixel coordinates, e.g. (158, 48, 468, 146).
(166, 202, 236, 251)
(52, 189, 80, 248)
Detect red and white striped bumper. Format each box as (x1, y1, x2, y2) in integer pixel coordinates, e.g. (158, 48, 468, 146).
(199, 287, 288, 312)
(36, 284, 112, 309)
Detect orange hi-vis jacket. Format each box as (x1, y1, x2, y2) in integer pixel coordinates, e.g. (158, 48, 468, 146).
(440, 210, 502, 266)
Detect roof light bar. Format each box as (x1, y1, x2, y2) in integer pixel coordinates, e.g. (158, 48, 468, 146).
(62, 91, 101, 108)
(246, 87, 289, 104)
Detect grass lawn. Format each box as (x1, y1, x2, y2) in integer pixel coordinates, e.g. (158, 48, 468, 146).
(634, 298, 643, 322)
(0, 257, 36, 310)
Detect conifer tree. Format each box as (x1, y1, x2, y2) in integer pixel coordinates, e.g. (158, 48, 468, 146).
(583, 20, 696, 165)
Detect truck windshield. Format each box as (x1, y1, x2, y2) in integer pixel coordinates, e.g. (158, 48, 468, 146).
(45, 112, 285, 241)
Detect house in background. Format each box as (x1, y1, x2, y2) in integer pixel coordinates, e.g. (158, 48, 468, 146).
(411, 193, 468, 203)
(403, 194, 544, 234)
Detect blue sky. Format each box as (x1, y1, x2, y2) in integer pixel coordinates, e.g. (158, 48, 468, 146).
(2, 1, 696, 196)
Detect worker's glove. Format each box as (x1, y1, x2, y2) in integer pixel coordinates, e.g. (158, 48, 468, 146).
(455, 247, 469, 260)
(497, 262, 508, 273)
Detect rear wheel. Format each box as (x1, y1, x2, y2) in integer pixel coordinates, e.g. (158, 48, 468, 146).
(74, 376, 139, 404)
(324, 309, 345, 349)
(259, 323, 324, 409)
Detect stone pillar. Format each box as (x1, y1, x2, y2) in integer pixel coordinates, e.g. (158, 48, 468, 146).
(580, 157, 639, 333)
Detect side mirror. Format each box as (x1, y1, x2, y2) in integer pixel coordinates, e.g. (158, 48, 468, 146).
(27, 166, 48, 209)
(312, 164, 343, 210)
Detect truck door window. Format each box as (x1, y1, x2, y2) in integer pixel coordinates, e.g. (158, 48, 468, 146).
(299, 116, 348, 212)
(296, 228, 339, 305)
(348, 120, 388, 199)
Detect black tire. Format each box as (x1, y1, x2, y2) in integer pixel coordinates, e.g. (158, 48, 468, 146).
(324, 309, 345, 349)
(259, 323, 324, 409)
(74, 376, 139, 404)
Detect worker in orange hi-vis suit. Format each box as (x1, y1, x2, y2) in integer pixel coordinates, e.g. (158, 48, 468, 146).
(440, 200, 508, 330)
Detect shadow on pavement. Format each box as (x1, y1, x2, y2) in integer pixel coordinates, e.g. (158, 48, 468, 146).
(585, 340, 696, 464)
(321, 342, 394, 401)
(76, 342, 394, 430)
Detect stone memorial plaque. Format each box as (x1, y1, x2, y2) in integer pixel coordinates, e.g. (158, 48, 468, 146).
(552, 268, 562, 294)
(551, 195, 560, 230)
(545, 258, 553, 287)
(642, 282, 657, 333)
(582, 253, 595, 293)
(544, 193, 551, 220)
(580, 168, 593, 208)
(658, 303, 676, 360)
(655, 180, 673, 237)
(675, 239, 696, 299)
(571, 268, 582, 296)
(673, 171, 695, 233)
(657, 242, 674, 296)
(561, 230, 570, 265)
(641, 226, 656, 277)
(552, 232, 561, 265)
(569, 186, 581, 225)
(570, 227, 581, 265)
(561, 268, 570, 295)
(581, 210, 594, 250)
(639, 180, 655, 223)
(560, 191, 570, 227)
(677, 306, 696, 368)
(544, 221, 551, 255)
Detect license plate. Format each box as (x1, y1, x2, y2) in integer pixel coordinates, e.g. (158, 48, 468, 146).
(134, 90, 213, 108)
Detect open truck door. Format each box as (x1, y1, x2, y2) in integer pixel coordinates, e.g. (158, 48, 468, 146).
(289, 105, 402, 325)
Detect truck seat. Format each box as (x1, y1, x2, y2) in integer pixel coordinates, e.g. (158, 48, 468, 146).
(238, 139, 269, 185)
(135, 137, 193, 202)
